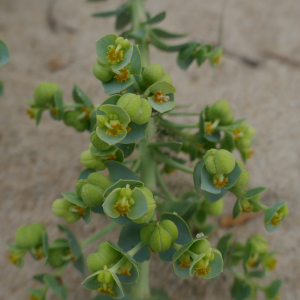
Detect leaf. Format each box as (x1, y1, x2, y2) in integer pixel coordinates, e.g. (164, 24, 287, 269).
(115, 7, 131, 30)
(96, 34, 118, 64)
(196, 48, 206, 66)
(116, 142, 135, 158)
(249, 270, 265, 278)
(205, 130, 221, 142)
(129, 45, 142, 76)
(147, 81, 177, 95)
(216, 233, 234, 261)
(119, 122, 148, 144)
(44, 274, 68, 300)
(61, 191, 87, 208)
(104, 179, 144, 196)
(97, 126, 127, 145)
(243, 187, 267, 199)
(148, 141, 182, 153)
(221, 131, 235, 152)
(145, 11, 166, 24)
(201, 166, 220, 194)
(58, 225, 82, 259)
(224, 162, 243, 189)
(72, 85, 93, 106)
(151, 28, 187, 39)
(233, 198, 242, 220)
(92, 4, 127, 18)
(35, 109, 43, 125)
(81, 207, 92, 224)
(91, 204, 105, 215)
(178, 42, 199, 61)
(90, 145, 118, 156)
(231, 279, 252, 300)
(33, 273, 47, 284)
(54, 91, 64, 120)
(78, 168, 97, 180)
(204, 188, 227, 202)
(242, 242, 253, 273)
(72, 253, 86, 276)
(193, 160, 204, 193)
(111, 44, 133, 73)
(102, 77, 134, 94)
(0, 39, 10, 66)
(106, 160, 139, 181)
(264, 201, 287, 232)
(177, 54, 194, 70)
(118, 222, 150, 262)
(265, 279, 282, 299)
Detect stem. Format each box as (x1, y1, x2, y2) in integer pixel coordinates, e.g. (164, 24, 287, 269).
(159, 118, 199, 129)
(80, 222, 118, 249)
(131, 261, 150, 299)
(248, 199, 268, 212)
(127, 241, 145, 257)
(167, 112, 200, 116)
(154, 149, 194, 174)
(155, 165, 177, 202)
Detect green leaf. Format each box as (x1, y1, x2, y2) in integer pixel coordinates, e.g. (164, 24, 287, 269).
(233, 198, 242, 220)
(92, 4, 127, 18)
(72, 85, 93, 106)
(204, 188, 227, 202)
(61, 191, 87, 208)
(91, 204, 105, 215)
(177, 54, 194, 70)
(221, 131, 235, 152)
(5, 243, 23, 251)
(78, 168, 96, 180)
(264, 201, 287, 232)
(54, 91, 64, 120)
(111, 44, 133, 73)
(58, 225, 82, 259)
(118, 222, 150, 262)
(0, 39, 10, 67)
(243, 187, 267, 199)
(249, 270, 265, 278)
(102, 76, 134, 94)
(148, 93, 175, 113)
(116, 142, 135, 158)
(147, 81, 176, 95)
(224, 162, 243, 189)
(217, 118, 246, 132)
(201, 166, 220, 194)
(242, 242, 253, 272)
(72, 253, 86, 276)
(90, 145, 118, 157)
(196, 48, 206, 66)
(105, 212, 131, 225)
(0, 81, 3, 96)
(231, 279, 252, 300)
(216, 233, 233, 261)
(90, 108, 97, 131)
(199, 223, 217, 235)
(119, 122, 148, 144)
(145, 11, 166, 24)
(130, 45, 142, 76)
(148, 141, 182, 153)
(193, 160, 204, 193)
(104, 179, 144, 196)
(115, 7, 131, 30)
(96, 34, 118, 64)
(265, 279, 282, 299)
(151, 28, 187, 39)
(173, 259, 191, 279)
(205, 130, 221, 142)
(44, 274, 68, 300)
(100, 104, 130, 124)
(33, 273, 47, 284)
(198, 249, 223, 279)
(178, 42, 199, 61)
(195, 209, 207, 224)
(105, 160, 139, 181)
(35, 109, 44, 125)
(81, 207, 92, 224)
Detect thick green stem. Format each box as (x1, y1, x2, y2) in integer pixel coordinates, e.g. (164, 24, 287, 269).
(80, 222, 118, 249)
(155, 165, 177, 202)
(131, 261, 151, 298)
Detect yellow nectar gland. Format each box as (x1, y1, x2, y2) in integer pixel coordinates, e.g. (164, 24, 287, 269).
(35, 251, 43, 260)
(9, 252, 21, 266)
(30, 295, 40, 300)
(106, 123, 124, 136)
(107, 48, 123, 63)
(98, 287, 115, 296)
(154, 91, 170, 103)
(267, 258, 277, 271)
(149, 247, 156, 253)
(271, 214, 282, 226)
(51, 107, 58, 117)
(115, 68, 130, 82)
(26, 109, 35, 119)
(205, 122, 215, 134)
(74, 206, 86, 215)
(105, 154, 117, 160)
(126, 126, 131, 133)
(81, 107, 91, 119)
(179, 260, 192, 269)
(195, 266, 212, 277)
(119, 269, 131, 276)
(246, 150, 254, 159)
(113, 202, 130, 216)
(248, 258, 258, 267)
(242, 205, 253, 213)
(67, 250, 77, 261)
(233, 129, 242, 140)
(213, 52, 222, 65)
(213, 177, 228, 188)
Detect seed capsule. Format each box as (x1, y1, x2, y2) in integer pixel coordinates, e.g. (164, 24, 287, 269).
(93, 63, 114, 83)
(15, 223, 46, 249)
(141, 63, 163, 86)
(34, 82, 62, 106)
(90, 131, 110, 151)
(80, 150, 106, 171)
(81, 183, 104, 207)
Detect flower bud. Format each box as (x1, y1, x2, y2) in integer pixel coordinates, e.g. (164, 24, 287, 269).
(63, 110, 90, 132)
(228, 161, 249, 194)
(206, 99, 234, 125)
(76, 179, 86, 198)
(203, 199, 224, 216)
(189, 239, 211, 255)
(80, 150, 106, 171)
(141, 63, 163, 86)
(278, 204, 289, 217)
(48, 238, 69, 268)
(131, 187, 156, 224)
(116, 93, 152, 125)
(15, 223, 46, 249)
(90, 131, 110, 151)
(161, 72, 172, 84)
(52, 198, 72, 217)
(34, 82, 62, 106)
(87, 242, 122, 273)
(81, 183, 104, 207)
(93, 63, 114, 83)
(140, 220, 178, 253)
(249, 234, 268, 254)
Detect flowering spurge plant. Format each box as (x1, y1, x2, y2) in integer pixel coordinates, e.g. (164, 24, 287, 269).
(6, 1, 288, 300)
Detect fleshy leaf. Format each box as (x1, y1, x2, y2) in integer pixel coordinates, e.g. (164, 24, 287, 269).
(129, 45, 142, 75)
(102, 77, 134, 94)
(58, 225, 82, 259)
(90, 145, 118, 156)
(233, 198, 242, 220)
(96, 34, 118, 64)
(78, 168, 97, 180)
(243, 187, 267, 199)
(216, 234, 234, 261)
(119, 122, 148, 144)
(264, 201, 287, 232)
(204, 188, 227, 202)
(116, 142, 135, 158)
(104, 180, 144, 196)
(72, 85, 93, 106)
(44, 274, 68, 300)
(201, 166, 220, 194)
(193, 160, 204, 194)
(81, 207, 92, 224)
(106, 160, 139, 181)
(0, 39, 10, 66)
(61, 191, 87, 208)
(224, 162, 243, 189)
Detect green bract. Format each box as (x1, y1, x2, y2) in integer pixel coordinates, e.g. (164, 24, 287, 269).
(228, 161, 249, 194)
(15, 223, 46, 249)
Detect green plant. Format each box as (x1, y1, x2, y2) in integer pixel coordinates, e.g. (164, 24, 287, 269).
(7, 1, 287, 300)
(0, 39, 11, 96)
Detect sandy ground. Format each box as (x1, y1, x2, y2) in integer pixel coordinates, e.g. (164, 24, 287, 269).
(1, 0, 300, 299)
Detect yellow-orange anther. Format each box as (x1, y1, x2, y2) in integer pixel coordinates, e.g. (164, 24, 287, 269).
(114, 68, 130, 82)
(213, 177, 228, 188)
(98, 287, 115, 296)
(113, 202, 130, 215)
(195, 266, 212, 277)
(205, 122, 215, 134)
(106, 123, 124, 136)
(107, 48, 123, 63)
(267, 258, 277, 271)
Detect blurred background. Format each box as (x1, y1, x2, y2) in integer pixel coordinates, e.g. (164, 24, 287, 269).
(1, 0, 299, 299)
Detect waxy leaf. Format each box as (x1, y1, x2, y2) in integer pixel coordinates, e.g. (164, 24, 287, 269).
(72, 85, 93, 106)
(106, 160, 139, 181)
(61, 191, 86, 208)
(104, 179, 144, 196)
(44, 274, 68, 300)
(264, 201, 287, 232)
(193, 160, 204, 193)
(119, 122, 148, 144)
(201, 166, 220, 194)
(243, 187, 267, 199)
(224, 162, 243, 189)
(233, 198, 242, 220)
(204, 188, 227, 202)
(58, 225, 82, 259)
(78, 168, 96, 180)
(102, 77, 134, 95)
(216, 233, 234, 261)
(148, 93, 175, 113)
(0, 39, 10, 66)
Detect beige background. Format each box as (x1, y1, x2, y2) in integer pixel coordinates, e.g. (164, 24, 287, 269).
(1, 0, 299, 299)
